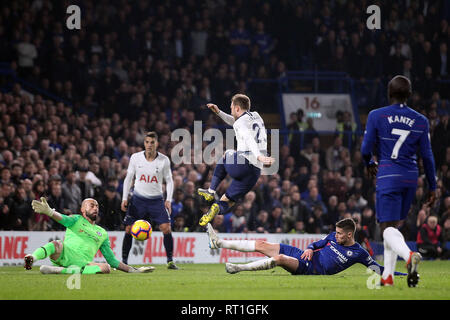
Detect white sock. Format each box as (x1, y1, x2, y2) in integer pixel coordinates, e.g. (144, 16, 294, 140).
(219, 240, 255, 252)
(236, 258, 276, 272)
(383, 227, 411, 261)
(382, 239, 397, 280)
(208, 188, 216, 194)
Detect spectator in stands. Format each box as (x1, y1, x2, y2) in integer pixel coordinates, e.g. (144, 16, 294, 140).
(417, 215, 445, 259)
(61, 170, 82, 214)
(98, 185, 123, 231)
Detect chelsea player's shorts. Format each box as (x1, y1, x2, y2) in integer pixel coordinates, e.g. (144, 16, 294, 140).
(375, 187, 416, 223)
(279, 243, 315, 275)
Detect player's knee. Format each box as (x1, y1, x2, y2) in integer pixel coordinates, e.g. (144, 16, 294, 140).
(160, 223, 171, 234)
(125, 225, 132, 234)
(101, 264, 111, 274)
(272, 254, 286, 265)
(51, 240, 62, 253)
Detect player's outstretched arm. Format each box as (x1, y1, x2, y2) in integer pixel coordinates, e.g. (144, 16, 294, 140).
(31, 197, 60, 220)
(207, 103, 235, 125)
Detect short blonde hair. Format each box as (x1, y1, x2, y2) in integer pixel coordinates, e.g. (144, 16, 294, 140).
(231, 94, 251, 111)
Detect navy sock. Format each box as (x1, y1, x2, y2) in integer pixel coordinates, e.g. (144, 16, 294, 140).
(122, 232, 133, 264)
(163, 233, 174, 263)
(217, 200, 231, 214)
(210, 161, 227, 191)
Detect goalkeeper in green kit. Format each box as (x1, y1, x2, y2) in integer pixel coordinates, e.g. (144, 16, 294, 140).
(24, 197, 153, 274)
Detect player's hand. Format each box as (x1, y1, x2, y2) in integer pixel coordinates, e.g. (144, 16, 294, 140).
(367, 160, 378, 179)
(121, 200, 128, 212)
(165, 201, 172, 215)
(257, 155, 275, 167)
(31, 197, 54, 216)
(425, 190, 436, 208)
(128, 266, 155, 273)
(300, 249, 313, 261)
(206, 103, 220, 114)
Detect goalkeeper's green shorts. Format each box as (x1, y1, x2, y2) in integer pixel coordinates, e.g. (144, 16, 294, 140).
(50, 241, 90, 268)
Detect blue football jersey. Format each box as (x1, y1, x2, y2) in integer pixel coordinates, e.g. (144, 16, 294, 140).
(307, 232, 382, 275)
(361, 103, 436, 191)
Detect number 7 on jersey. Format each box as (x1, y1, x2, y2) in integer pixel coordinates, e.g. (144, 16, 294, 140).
(390, 128, 410, 159)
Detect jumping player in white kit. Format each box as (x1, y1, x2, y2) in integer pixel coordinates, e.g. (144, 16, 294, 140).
(121, 131, 178, 269)
(198, 94, 275, 226)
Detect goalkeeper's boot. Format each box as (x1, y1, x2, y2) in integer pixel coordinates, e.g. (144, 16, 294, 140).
(225, 263, 240, 274)
(406, 251, 421, 287)
(24, 254, 34, 270)
(198, 188, 216, 202)
(40, 265, 65, 274)
(199, 203, 220, 226)
(206, 223, 220, 249)
(167, 261, 179, 270)
(380, 274, 394, 286)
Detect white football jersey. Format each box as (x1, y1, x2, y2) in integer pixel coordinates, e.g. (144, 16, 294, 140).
(122, 151, 173, 201)
(233, 111, 267, 168)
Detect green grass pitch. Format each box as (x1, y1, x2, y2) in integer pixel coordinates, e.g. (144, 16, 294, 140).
(1, 261, 449, 300)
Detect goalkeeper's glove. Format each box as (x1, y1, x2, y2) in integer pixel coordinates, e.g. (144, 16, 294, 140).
(128, 266, 155, 273)
(31, 197, 55, 217)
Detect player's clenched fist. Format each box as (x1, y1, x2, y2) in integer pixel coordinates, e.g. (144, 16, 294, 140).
(207, 103, 220, 114)
(31, 197, 55, 216)
(257, 155, 275, 167)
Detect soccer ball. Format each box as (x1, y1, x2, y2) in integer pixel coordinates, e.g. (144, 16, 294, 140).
(130, 220, 152, 241)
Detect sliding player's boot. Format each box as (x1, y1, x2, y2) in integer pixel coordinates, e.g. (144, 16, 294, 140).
(225, 263, 240, 274)
(24, 254, 34, 270)
(380, 274, 394, 286)
(198, 188, 216, 202)
(406, 251, 421, 287)
(206, 223, 220, 249)
(199, 203, 220, 226)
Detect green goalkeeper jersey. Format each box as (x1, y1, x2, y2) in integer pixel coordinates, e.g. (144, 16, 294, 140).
(56, 214, 120, 268)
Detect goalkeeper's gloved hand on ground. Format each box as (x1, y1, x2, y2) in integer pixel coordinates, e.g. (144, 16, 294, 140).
(31, 197, 55, 217)
(128, 266, 155, 273)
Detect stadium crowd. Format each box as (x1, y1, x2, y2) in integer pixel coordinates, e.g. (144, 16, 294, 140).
(0, 0, 449, 257)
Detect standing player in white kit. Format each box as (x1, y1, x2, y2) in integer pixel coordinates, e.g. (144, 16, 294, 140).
(198, 94, 275, 226)
(121, 131, 178, 269)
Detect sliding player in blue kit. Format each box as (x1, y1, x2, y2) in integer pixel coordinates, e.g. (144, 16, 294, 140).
(361, 75, 437, 287)
(206, 218, 406, 277)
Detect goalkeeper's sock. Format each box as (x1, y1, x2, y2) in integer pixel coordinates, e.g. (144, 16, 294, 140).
(382, 239, 397, 280)
(82, 265, 102, 274)
(31, 242, 56, 260)
(163, 233, 174, 262)
(235, 258, 276, 272)
(383, 227, 411, 261)
(219, 240, 255, 252)
(122, 232, 133, 264)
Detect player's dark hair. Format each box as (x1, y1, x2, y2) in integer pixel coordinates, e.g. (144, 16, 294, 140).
(145, 131, 158, 140)
(388, 75, 412, 103)
(336, 218, 356, 234)
(231, 94, 251, 110)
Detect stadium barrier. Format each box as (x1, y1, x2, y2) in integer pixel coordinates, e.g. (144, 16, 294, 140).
(0, 231, 325, 266)
(1, 232, 447, 266)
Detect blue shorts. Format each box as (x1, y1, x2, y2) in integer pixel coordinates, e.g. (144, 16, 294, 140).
(123, 193, 170, 226)
(223, 151, 261, 202)
(375, 187, 416, 223)
(279, 243, 315, 275)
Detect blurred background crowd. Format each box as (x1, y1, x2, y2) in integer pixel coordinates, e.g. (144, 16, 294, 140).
(0, 0, 449, 258)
